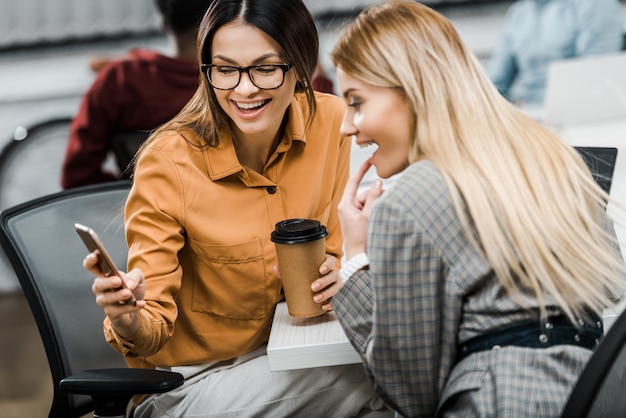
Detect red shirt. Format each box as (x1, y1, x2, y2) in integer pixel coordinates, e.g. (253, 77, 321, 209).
(61, 48, 199, 189)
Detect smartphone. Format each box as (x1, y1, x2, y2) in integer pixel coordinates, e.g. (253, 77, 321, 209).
(74, 223, 136, 306)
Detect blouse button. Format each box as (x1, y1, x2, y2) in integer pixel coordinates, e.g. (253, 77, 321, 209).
(267, 187, 276, 194)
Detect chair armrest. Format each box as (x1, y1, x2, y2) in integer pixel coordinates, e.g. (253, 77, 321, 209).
(60, 368, 184, 417)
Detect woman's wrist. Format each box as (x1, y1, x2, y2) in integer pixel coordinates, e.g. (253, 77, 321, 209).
(339, 252, 370, 283)
(345, 246, 367, 260)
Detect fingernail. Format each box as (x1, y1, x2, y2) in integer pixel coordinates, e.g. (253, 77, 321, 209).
(373, 180, 383, 189)
(311, 282, 321, 291)
(314, 295, 323, 302)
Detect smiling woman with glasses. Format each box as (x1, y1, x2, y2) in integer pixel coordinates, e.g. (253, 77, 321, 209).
(82, 0, 388, 417)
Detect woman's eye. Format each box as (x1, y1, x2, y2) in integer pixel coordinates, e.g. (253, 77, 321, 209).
(256, 66, 278, 75)
(217, 66, 237, 75)
(348, 101, 361, 110)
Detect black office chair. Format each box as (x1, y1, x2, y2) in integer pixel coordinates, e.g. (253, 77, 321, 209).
(561, 307, 626, 417)
(574, 146, 618, 195)
(0, 118, 73, 295)
(110, 130, 150, 179)
(0, 117, 73, 211)
(0, 181, 183, 418)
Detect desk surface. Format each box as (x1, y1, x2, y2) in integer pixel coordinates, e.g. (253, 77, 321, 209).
(267, 302, 361, 371)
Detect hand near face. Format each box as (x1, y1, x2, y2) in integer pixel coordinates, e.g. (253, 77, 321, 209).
(338, 159, 384, 259)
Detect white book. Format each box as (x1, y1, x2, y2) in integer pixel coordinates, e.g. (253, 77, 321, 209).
(267, 302, 361, 371)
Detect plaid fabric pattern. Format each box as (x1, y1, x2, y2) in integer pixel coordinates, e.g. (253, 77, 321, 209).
(334, 160, 599, 418)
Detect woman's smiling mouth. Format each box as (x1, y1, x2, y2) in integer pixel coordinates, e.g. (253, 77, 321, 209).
(234, 99, 271, 112)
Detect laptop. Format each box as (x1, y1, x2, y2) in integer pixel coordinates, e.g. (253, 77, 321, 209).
(574, 146, 618, 194)
(544, 53, 626, 127)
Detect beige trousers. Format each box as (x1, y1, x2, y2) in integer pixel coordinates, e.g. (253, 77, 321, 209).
(133, 345, 389, 418)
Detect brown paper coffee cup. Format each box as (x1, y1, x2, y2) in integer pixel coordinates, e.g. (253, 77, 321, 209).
(271, 219, 328, 318)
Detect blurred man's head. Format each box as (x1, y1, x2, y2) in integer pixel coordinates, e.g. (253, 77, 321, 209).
(155, 0, 212, 35)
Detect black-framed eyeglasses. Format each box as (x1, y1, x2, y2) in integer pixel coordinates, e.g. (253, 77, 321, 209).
(201, 63, 293, 90)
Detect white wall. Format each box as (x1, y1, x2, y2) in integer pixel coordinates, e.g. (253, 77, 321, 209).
(0, 0, 159, 49)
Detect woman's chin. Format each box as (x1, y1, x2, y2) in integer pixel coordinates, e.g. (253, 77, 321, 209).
(373, 162, 407, 180)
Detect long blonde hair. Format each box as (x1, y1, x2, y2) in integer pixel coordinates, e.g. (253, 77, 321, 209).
(332, 0, 626, 321)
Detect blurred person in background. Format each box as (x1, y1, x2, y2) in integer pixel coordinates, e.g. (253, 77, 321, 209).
(313, 61, 335, 95)
(331, 1, 626, 417)
(61, 0, 210, 189)
(487, 0, 624, 109)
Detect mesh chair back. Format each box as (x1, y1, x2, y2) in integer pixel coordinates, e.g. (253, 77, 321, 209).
(0, 181, 131, 417)
(0, 118, 72, 211)
(561, 307, 626, 417)
(0, 118, 73, 294)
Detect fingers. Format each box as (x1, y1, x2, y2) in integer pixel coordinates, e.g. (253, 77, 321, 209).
(341, 160, 372, 204)
(362, 179, 384, 215)
(92, 276, 133, 307)
(87, 250, 144, 308)
(83, 251, 103, 275)
(313, 277, 342, 312)
(272, 264, 281, 280)
(311, 256, 342, 311)
(318, 254, 337, 276)
(123, 268, 143, 292)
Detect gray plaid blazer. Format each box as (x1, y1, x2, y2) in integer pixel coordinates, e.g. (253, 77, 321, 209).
(334, 160, 618, 418)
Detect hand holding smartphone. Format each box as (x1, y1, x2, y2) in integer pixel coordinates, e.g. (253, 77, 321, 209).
(75, 223, 137, 306)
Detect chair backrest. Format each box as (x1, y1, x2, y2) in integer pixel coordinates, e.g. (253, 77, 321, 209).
(0, 117, 72, 211)
(574, 146, 618, 195)
(561, 306, 626, 417)
(110, 130, 150, 179)
(0, 117, 73, 294)
(0, 181, 132, 417)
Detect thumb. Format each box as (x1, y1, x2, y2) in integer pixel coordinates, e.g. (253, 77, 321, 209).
(371, 179, 383, 194)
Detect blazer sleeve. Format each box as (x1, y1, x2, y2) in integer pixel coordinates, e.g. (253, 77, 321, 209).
(335, 193, 452, 418)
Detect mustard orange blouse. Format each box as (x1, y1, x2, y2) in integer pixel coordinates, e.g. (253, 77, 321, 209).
(103, 92, 349, 369)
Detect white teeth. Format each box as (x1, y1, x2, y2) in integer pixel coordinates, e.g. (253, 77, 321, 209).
(359, 141, 376, 148)
(236, 100, 267, 110)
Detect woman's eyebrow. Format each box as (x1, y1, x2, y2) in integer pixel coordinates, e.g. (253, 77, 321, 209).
(342, 88, 356, 100)
(211, 52, 282, 65)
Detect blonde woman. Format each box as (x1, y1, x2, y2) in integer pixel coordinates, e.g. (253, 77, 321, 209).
(331, 1, 626, 417)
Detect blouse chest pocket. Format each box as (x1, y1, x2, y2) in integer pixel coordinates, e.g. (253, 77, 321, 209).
(189, 237, 268, 320)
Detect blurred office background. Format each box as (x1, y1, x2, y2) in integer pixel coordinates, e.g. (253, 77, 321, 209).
(0, 1, 624, 417)
(0, 0, 504, 49)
